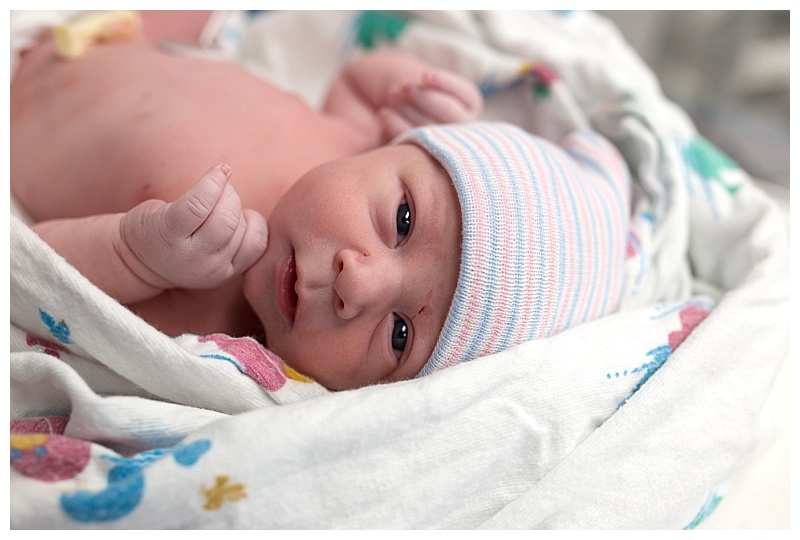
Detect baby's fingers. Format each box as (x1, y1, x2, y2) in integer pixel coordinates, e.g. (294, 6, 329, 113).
(420, 69, 483, 118)
(230, 209, 269, 274)
(402, 86, 475, 124)
(165, 163, 231, 238)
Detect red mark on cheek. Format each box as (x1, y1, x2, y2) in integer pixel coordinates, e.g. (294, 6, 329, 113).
(412, 290, 433, 322)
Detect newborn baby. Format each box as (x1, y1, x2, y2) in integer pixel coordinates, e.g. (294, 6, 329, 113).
(11, 12, 631, 390)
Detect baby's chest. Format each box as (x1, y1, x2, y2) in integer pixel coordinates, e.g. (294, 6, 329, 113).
(11, 46, 355, 221)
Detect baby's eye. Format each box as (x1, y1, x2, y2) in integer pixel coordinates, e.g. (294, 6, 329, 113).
(391, 315, 408, 359)
(396, 200, 411, 246)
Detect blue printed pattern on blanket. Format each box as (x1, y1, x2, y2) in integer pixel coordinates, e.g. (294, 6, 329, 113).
(612, 300, 711, 409)
(39, 307, 72, 344)
(684, 491, 723, 529)
(60, 439, 211, 523)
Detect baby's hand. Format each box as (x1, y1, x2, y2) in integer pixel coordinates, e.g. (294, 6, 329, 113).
(119, 164, 268, 290)
(380, 69, 484, 139)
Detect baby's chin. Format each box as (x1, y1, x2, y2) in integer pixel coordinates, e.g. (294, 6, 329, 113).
(241, 257, 277, 345)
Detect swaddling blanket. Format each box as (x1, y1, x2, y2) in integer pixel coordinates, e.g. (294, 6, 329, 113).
(10, 10, 789, 529)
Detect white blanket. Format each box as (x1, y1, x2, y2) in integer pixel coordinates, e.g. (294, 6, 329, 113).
(10, 11, 789, 529)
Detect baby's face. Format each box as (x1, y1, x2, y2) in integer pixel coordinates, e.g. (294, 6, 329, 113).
(243, 144, 461, 390)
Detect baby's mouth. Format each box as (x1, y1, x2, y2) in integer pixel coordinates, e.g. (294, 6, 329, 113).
(277, 250, 299, 323)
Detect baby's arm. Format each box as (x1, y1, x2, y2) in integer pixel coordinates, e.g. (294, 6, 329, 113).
(323, 48, 483, 145)
(33, 164, 267, 304)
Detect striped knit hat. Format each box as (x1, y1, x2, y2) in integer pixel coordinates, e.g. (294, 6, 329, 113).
(398, 122, 631, 377)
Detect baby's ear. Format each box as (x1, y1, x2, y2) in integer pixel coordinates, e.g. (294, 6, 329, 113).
(560, 131, 631, 200)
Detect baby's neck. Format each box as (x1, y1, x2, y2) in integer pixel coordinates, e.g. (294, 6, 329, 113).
(127, 279, 263, 341)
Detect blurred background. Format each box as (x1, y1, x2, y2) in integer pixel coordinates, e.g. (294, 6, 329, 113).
(599, 11, 790, 530)
(597, 11, 790, 206)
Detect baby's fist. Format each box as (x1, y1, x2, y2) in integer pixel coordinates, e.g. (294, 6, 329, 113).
(381, 69, 484, 139)
(120, 164, 268, 290)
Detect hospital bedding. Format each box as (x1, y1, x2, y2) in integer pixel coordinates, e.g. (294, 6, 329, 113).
(9, 10, 789, 529)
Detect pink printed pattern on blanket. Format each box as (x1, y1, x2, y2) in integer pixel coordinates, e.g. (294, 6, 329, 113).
(11, 433, 91, 482)
(612, 302, 711, 409)
(668, 305, 709, 350)
(26, 334, 68, 358)
(198, 334, 288, 391)
(11, 416, 69, 435)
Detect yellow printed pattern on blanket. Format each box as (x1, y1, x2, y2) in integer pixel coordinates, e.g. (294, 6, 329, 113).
(201, 475, 247, 510)
(54, 11, 140, 59)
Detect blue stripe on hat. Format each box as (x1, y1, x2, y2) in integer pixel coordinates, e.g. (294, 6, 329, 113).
(397, 122, 631, 378)
(508, 129, 550, 342)
(473, 125, 527, 351)
(568, 141, 629, 319)
(538, 141, 585, 334)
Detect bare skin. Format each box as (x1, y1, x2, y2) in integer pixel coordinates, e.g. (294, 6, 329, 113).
(10, 12, 482, 387)
(11, 40, 360, 339)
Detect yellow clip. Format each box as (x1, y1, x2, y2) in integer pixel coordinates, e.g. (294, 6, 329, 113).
(54, 11, 141, 60)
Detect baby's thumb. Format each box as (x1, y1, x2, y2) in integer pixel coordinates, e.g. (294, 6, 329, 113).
(231, 209, 269, 273)
(166, 163, 231, 238)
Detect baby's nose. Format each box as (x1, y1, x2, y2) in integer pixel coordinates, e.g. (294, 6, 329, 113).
(334, 248, 399, 320)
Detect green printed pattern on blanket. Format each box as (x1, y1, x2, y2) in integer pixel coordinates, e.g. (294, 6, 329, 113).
(682, 136, 742, 195)
(355, 11, 410, 49)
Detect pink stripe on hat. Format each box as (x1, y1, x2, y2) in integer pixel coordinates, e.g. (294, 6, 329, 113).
(398, 122, 631, 377)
